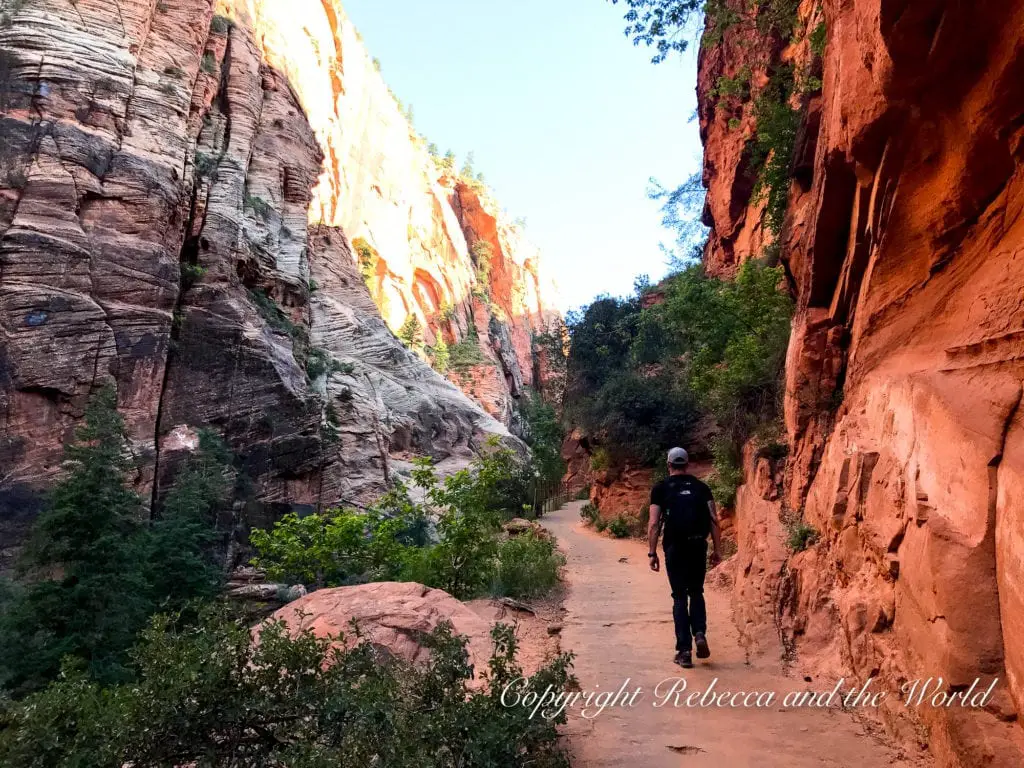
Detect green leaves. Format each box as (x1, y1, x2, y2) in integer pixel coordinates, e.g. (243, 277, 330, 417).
(0, 391, 233, 697)
(565, 261, 792, 502)
(609, 0, 703, 63)
(0, 611, 575, 768)
(249, 443, 558, 601)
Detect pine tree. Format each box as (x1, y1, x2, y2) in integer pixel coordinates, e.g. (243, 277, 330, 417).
(1, 385, 151, 693)
(145, 429, 234, 608)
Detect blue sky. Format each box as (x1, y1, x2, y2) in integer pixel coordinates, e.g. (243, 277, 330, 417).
(343, 0, 703, 312)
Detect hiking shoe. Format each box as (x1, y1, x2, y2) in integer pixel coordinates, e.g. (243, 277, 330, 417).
(674, 651, 694, 668)
(694, 633, 711, 659)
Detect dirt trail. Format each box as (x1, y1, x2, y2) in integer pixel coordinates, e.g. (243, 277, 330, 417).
(543, 501, 927, 768)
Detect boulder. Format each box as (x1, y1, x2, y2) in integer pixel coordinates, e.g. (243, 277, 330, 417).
(270, 582, 494, 674)
(502, 517, 549, 539)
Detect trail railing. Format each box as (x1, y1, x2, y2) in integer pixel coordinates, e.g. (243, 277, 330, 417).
(532, 478, 590, 516)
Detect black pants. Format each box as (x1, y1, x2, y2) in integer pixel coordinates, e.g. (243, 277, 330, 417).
(664, 538, 708, 653)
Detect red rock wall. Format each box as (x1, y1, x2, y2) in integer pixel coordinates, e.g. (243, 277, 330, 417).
(699, 0, 1024, 764)
(0, 0, 525, 566)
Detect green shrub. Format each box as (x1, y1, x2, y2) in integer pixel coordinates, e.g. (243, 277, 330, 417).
(449, 338, 489, 369)
(707, 439, 744, 508)
(430, 336, 450, 373)
(712, 65, 752, 109)
(703, 0, 742, 45)
(579, 502, 599, 525)
(589, 446, 611, 471)
(749, 65, 800, 234)
(594, 516, 608, 533)
(490, 532, 564, 599)
(179, 262, 206, 288)
(244, 191, 274, 221)
(786, 520, 819, 553)
(471, 241, 493, 290)
(209, 14, 233, 34)
(809, 21, 827, 57)
(575, 485, 591, 500)
(193, 151, 221, 179)
(250, 443, 544, 600)
(200, 51, 217, 75)
(307, 278, 319, 292)
(607, 516, 631, 539)
(248, 288, 300, 337)
(304, 347, 351, 381)
(0, 613, 574, 768)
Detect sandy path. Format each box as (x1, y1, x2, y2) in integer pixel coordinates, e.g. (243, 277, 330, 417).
(543, 500, 924, 768)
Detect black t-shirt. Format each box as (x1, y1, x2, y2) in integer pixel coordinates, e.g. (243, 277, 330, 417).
(651, 474, 714, 544)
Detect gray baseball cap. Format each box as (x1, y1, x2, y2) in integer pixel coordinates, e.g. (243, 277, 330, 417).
(667, 447, 689, 466)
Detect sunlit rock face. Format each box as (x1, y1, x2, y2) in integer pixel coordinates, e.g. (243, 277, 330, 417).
(249, 0, 560, 424)
(698, 0, 1024, 764)
(0, 0, 555, 566)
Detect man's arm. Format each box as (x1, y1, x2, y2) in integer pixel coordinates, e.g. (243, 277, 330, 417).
(648, 504, 662, 572)
(708, 499, 723, 566)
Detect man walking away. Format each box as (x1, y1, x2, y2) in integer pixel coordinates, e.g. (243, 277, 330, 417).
(647, 447, 722, 668)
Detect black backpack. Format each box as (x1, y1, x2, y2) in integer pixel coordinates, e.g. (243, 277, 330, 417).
(661, 476, 711, 541)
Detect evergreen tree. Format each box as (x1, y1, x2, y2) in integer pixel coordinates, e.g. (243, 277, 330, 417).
(0, 385, 151, 693)
(0, 390, 234, 697)
(145, 429, 234, 608)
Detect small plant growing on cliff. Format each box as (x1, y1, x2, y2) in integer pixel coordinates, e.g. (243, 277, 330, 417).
(471, 241, 493, 292)
(437, 149, 457, 174)
(749, 64, 800, 234)
(200, 51, 217, 75)
(248, 288, 301, 338)
(209, 14, 233, 35)
(305, 347, 333, 381)
(589, 446, 612, 472)
(786, 520, 819, 553)
(449, 338, 489, 370)
(244, 191, 274, 221)
(397, 314, 424, 350)
(194, 151, 222, 180)
(712, 66, 751, 105)
(430, 336, 450, 373)
(180, 262, 206, 289)
(354, 238, 379, 288)
(809, 20, 827, 57)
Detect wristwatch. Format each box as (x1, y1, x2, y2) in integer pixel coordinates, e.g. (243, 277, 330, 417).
(648, 551, 657, 558)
